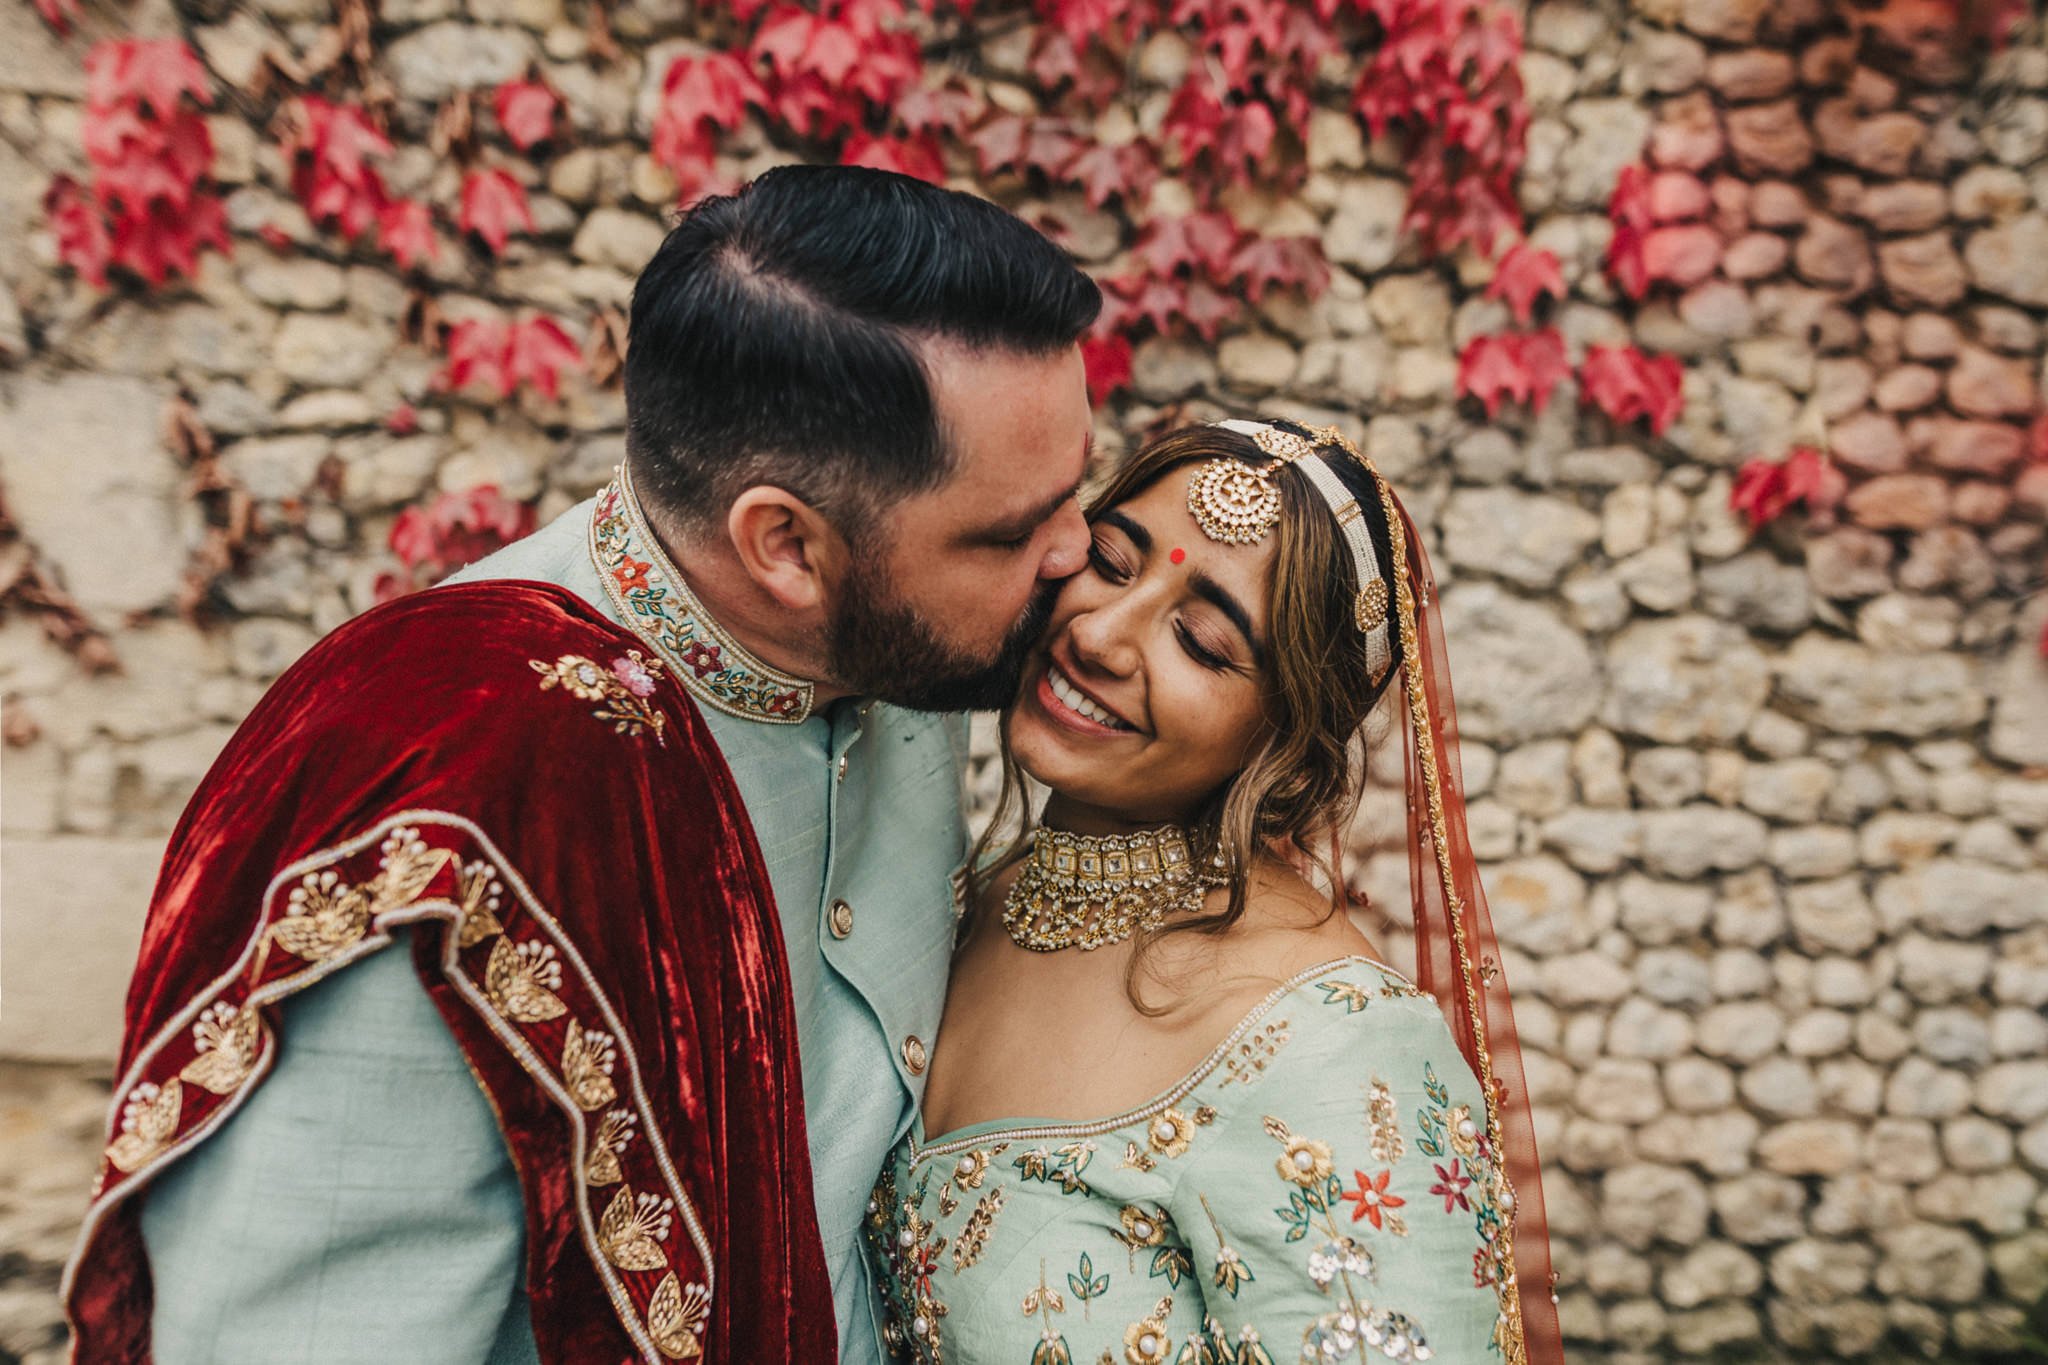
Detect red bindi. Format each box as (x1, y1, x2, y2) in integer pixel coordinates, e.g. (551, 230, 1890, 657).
(1169, 547, 1186, 565)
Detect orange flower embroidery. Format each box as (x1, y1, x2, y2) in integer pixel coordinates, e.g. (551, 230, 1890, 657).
(1340, 1168, 1406, 1229)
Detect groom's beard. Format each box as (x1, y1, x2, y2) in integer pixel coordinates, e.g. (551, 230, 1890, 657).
(826, 568, 1058, 713)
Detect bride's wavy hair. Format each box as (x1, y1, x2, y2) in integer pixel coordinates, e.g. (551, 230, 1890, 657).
(970, 421, 1405, 1010)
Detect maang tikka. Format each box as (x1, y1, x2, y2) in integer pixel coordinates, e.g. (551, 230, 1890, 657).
(1191, 419, 1397, 683)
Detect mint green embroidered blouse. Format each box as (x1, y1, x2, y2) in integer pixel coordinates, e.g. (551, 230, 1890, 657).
(864, 958, 1516, 1365)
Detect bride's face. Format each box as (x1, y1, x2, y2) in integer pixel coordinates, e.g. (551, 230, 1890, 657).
(1007, 470, 1273, 825)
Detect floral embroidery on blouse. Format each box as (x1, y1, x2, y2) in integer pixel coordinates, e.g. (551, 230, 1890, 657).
(1220, 1021, 1292, 1088)
(866, 959, 1514, 1365)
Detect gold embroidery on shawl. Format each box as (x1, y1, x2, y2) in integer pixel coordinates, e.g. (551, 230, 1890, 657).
(455, 859, 505, 948)
(586, 1109, 637, 1186)
(266, 826, 452, 964)
(177, 1002, 260, 1095)
(105, 1080, 182, 1173)
(562, 1021, 620, 1111)
(485, 936, 569, 1022)
(649, 1271, 710, 1359)
(599, 1185, 676, 1271)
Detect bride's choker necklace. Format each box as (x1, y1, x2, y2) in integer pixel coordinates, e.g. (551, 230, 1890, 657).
(1002, 823, 1226, 953)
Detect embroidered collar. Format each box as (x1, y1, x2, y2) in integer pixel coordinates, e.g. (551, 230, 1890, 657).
(588, 467, 816, 725)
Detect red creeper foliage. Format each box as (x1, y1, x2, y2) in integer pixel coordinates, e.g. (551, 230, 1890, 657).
(50, 39, 228, 289)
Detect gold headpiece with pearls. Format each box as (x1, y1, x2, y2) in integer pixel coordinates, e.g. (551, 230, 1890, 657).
(1193, 419, 1395, 682)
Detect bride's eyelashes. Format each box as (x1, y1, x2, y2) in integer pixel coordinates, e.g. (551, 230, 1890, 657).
(1084, 534, 1235, 673)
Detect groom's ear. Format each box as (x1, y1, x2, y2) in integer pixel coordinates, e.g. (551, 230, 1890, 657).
(725, 484, 846, 614)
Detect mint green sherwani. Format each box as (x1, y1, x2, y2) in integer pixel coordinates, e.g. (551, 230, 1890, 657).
(139, 478, 966, 1364)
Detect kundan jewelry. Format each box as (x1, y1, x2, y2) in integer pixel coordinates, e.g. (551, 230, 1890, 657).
(1192, 419, 1396, 683)
(1002, 824, 1227, 953)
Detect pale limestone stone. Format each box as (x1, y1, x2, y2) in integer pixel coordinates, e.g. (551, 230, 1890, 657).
(1440, 488, 1600, 590)
(1769, 826, 1858, 880)
(1768, 1238, 1874, 1300)
(1637, 946, 1713, 1006)
(1785, 877, 1878, 954)
(1714, 1173, 1809, 1244)
(0, 373, 184, 616)
(1758, 1118, 1862, 1177)
(1640, 806, 1768, 878)
(273, 314, 391, 389)
(1608, 997, 1695, 1060)
(1576, 1057, 1665, 1123)
(1541, 949, 1635, 1005)
(1323, 178, 1411, 274)
(1435, 585, 1600, 742)
(0, 836, 164, 1059)
(569, 207, 667, 273)
(1487, 855, 1596, 955)
(1989, 597, 2048, 766)
(1698, 1000, 1786, 1063)
(1784, 1008, 1853, 1057)
(1992, 1006, 2048, 1058)
(1542, 808, 1641, 874)
(1874, 859, 2048, 937)
(1976, 1060, 2048, 1123)
(1964, 213, 2048, 307)
(1818, 1057, 1885, 1116)
(1628, 747, 1703, 808)
(1775, 635, 1986, 738)
(222, 434, 331, 502)
(384, 22, 539, 102)
(1876, 1223, 1988, 1302)
(1742, 1056, 1819, 1117)
(1897, 935, 1994, 1004)
(1916, 1009, 1993, 1067)
(1603, 1162, 1712, 1249)
(1711, 869, 1786, 948)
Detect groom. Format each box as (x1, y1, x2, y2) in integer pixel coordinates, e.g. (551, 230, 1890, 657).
(65, 166, 1098, 1363)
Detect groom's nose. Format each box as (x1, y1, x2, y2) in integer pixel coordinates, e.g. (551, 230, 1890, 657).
(1036, 499, 1090, 580)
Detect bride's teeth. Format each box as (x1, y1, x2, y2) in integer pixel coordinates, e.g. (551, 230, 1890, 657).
(1050, 667, 1123, 729)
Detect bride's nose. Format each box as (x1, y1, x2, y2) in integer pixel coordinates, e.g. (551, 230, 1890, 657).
(1066, 599, 1140, 680)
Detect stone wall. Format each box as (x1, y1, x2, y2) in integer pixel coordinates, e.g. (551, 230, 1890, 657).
(3, 0, 2048, 1359)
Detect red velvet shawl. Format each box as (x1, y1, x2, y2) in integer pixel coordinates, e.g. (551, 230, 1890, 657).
(62, 582, 833, 1364)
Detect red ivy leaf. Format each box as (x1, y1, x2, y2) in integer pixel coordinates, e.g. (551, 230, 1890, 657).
(377, 198, 439, 269)
(1456, 333, 1530, 418)
(386, 402, 421, 435)
(441, 318, 513, 398)
(505, 316, 584, 401)
(459, 168, 533, 256)
(493, 79, 560, 152)
(841, 131, 946, 182)
(1228, 234, 1330, 304)
(1059, 140, 1157, 210)
(1081, 331, 1132, 407)
(35, 0, 80, 36)
(1486, 242, 1565, 325)
(44, 174, 113, 287)
(389, 487, 535, 580)
(1580, 344, 1685, 435)
(85, 39, 212, 117)
(653, 51, 764, 180)
(1135, 212, 1241, 279)
(2030, 411, 2048, 463)
(1519, 329, 1571, 414)
(1730, 446, 1845, 530)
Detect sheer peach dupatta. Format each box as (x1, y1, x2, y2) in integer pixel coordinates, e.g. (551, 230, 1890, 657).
(1376, 481, 1564, 1365)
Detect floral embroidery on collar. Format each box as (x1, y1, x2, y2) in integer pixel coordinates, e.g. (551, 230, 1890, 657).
(589, 467, 816, 725)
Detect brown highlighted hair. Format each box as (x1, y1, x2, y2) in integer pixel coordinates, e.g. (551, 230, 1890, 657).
(969, 420, 1405, 1010)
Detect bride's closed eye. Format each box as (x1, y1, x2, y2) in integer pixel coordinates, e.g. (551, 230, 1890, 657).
(1086, 531, 1237, 674)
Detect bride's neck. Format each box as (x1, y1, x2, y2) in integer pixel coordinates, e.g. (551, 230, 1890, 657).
(1035, 791, 1194, 838)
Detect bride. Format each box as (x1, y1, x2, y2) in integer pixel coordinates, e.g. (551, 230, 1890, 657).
(864, 419, 1564, 1365)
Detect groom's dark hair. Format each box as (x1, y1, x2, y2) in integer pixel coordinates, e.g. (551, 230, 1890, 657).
(623, 165, 1101, 537)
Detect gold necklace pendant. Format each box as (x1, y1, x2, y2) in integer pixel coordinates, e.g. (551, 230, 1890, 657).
(1001, 825, 1224, 952)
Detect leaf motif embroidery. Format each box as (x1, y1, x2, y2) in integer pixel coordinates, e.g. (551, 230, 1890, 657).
(1367, 1078, 1404, 1165)
(372, 830, 453, 913)
(269, 871, 373, 962)
(178, 1002, 260, 1095)
(562, 1021, 619, 1111)
(455, 859, 505, 948)
(106, 1080, 183, 1173)
(585, 1109, 637, 1186)
(647, 1271, 709, 1359)
(951, 1187, 1005, 1273)
(597, 1185, 674, 1271)
(486, 937, 568, 1023)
